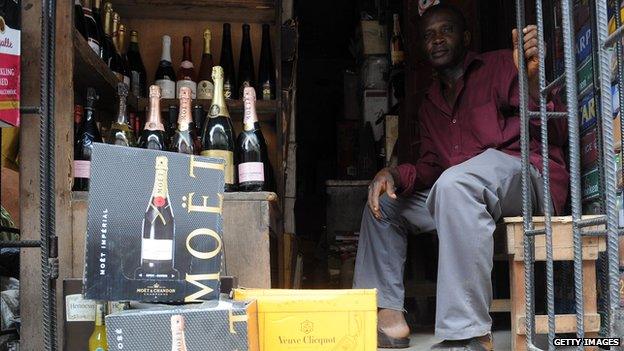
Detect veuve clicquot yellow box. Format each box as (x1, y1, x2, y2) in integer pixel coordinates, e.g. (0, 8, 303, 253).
(233, 288, 377, 351)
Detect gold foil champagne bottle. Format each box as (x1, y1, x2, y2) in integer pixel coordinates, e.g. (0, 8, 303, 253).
(138, 85, 167, 150)
(88, 302, 108, 351)
(171, 86, 194, 154)
(200, 66, 237, 191)
(108, 82, 135, 147)
(197, 29, 214, 100)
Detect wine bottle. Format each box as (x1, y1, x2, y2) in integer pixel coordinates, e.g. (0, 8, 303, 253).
(109, 12, 126, 83)
(171, 87, 194, 154)
(192, 105, 205, 153)
(74, 104, 83, 141)
(238, 24, 256, 99)
(92, 0, 105, 60)
(171, 315, 188, 351)
(100, 2, 115, 67)
(75, 0, 87, 40)
(82, 0, 100, 55)
(155, 35, 177, 99)
(390, 13, 405, 68)
(88, 302, 108, 351)
(257, 24, 276, 100)
(166, 105, 179, 150)
(201, 66, 237, 191)
(135, 155, 179, 280)
(139, 85, 167, 151)
(197, 29, 215, 100)
(237, 87, 267, 191)
(108, 82, 135, 147)
(176, 36, 197, 99)
(73, 88, 102, 192)
(220, 23, 236, 100)
(128, 30, 148, 98)
(117, 24, 132, 86)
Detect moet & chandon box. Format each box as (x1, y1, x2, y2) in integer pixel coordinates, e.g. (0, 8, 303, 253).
(83, 143, 225, 302)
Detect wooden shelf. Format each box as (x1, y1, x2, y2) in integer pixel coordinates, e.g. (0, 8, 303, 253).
(113, 0, 276, 23)
(135, 98, 278, 122)
(72, 190, 277, 202)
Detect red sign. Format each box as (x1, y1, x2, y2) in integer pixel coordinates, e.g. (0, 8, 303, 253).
(0, 10, 20, 127)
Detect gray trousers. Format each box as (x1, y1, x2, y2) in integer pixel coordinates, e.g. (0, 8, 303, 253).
(353, 149, 545, 340)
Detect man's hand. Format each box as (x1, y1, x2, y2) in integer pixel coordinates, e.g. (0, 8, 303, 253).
(368, 168, 399, 220)
(513, 25, 542, 99)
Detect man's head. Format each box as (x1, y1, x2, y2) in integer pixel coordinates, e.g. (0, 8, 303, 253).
(420, 4, 471, 70)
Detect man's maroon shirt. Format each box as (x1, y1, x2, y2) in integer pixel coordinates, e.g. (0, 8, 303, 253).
(397, 50, 569, 214)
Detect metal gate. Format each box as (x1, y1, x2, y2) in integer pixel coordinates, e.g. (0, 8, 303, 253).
(515, 0, 623, 349)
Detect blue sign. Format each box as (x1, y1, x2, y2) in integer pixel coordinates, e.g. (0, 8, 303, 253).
(580, 91, 597, 132)
(576, 22, 592, 65)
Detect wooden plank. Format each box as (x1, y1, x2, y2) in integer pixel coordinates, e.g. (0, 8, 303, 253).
(583, 261, 598, 313)
(515, 314, 601, 334)
(71, 192, 89, 278)
(135, 98, 277, 120)
(490, 299, 511, 313)
(510, 260, 526, 351)
(20, 0, 43, 349)
(503, 215, 604, 223)
(114, 0, 275, 23)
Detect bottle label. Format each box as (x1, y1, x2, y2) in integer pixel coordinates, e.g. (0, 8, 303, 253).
(262, 81, 272, 100)
(141, 238, 173, 260)
(239, 162, 264, 183)
(197, 80, 214, 99)
(177, 80, 197, 99)
(65, 294, 96, 322)
(87, 38, 100, 55)
(180, 60, 194, 69)
(224, 82, 233, 99)
(201, 150, 234, 185)
(156, 79, 176, 99)
(74, 160, 91, 179)
(131, 71, 141, 97)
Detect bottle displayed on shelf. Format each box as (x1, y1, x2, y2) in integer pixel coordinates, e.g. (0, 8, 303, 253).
(237, 87, 267, 192)
(201, 66, 236, 191)
(75, 0, 87, 40)
(238, 24, 256, 99)
(74, 104, 83, 141)
(73, 88, 102, 192)
(128, 30, 147, 98)
(197, 29, 214, 100)
(191, 105, 205, 153)
(170, 315, 188, 351)
(110, 12, 127, 84)
(176, 36, 197, 99)
(390, 13, 405, 68)
(258, 24, 275, 100)
(82, 0, 101, 55)
(166, 105, 179, 150)
(92, 0, 105, 60)
(171, 87, 194, 155)
(108, 82, 135, 147)
(139, 85, 167, 151)
(88, 302, 108, 351)
(117, 24, 132, 86)
(155, 35, 176, 99)
(220, 23, 236, 100)
(100, 2, 115, 67)
(135, 156, 179, 280)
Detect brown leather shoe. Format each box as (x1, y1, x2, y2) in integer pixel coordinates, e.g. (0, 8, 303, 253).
(430, 333, 493, 351)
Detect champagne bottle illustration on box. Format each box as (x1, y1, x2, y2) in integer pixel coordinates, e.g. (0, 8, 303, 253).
(171, 315, 189, 351)
(135, 156, 179, 280)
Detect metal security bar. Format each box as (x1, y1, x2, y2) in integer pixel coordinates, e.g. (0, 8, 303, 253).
(516, 0, 623, 348)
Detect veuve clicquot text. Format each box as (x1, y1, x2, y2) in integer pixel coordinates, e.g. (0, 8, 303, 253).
(220, 23, 236, 100)
(139, 85, 167, 151)
(176, 36, 197, 99)
(108, 82, 135, 147)
(73, 88, 102, 192)
(237, 87, 267, 191)
(171, 87, 194, 155)
(238, 24, 255, 99)
(197, 29, 214, 100)
(258, 24, 275, 100)
(135, 156, 179, 280)
(201, 66, 236, 191)
(155, 35, 176, 99)
(170, 315, 188, 351)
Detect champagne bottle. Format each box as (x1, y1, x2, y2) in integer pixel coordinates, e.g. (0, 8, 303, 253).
(110, 12, 127, 84)
(197, 29, 215, 100)
(75, 0, 87, 40)
(171, 87, 194, 155)
(74, 104, 83, 141)
(238, 24, 256, 99)
(176, 36, 197, 99)
(166, 105, 179, 150)
(82, 0, 100, 54)
(191, 105, 205, 153)
(88, 302, 108, 351)
(155, 35, 177, 99)
(73, 88, 102, 192)
(237, 87, 267, 191)
(170, 315, 188, 351)
(220, 23, 236, 100)
(257, 24, 275, 100)
(108, 82, 135, 147)
(92, 0, 105, 60)
(390, 13, 405, 68)
(100, 2, 115, 67)
(135, 156, 179, 280)
(127, 30, 148, 98)
(139, 85, 167, 151)
(201, 66, 237, 191)
(117, 24, 132, 86)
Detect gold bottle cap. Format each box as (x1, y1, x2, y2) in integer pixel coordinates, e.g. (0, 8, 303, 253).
(212, 66, 224, 81)
(149, 85, 161, 99)
(103, 2, 112, 11)
(130, 30, 139, 43)
(155, 156, 168, 170)
(203, 28, 211, 40)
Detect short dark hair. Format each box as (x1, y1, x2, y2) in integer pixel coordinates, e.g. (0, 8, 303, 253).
(421, 4, 467, 32)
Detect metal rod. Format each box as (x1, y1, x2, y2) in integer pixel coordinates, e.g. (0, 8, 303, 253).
(604, 23, 624, 48)
(529, 111, 568, 118)
(595, 0, 622, 338)
(0, 226, 19, 234)
(526, 228, 547, 236)
(0, 240, 42, 248)
(576, 216, 607, 227)
(19, 106, 41, 114)
(542, 73, 566, 94)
